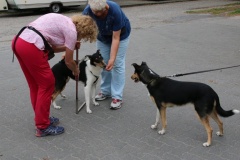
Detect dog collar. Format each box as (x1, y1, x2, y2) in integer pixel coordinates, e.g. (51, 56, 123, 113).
(140, 70, 156, 86)
(140, 70, 160, 86)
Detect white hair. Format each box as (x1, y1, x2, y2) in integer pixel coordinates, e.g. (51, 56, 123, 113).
(88, 0, 107, 11)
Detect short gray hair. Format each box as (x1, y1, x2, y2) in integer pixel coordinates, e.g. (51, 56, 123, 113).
(88, 0, 107, 11)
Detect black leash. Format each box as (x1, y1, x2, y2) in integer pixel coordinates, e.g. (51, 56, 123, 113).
(90, 71, 99, 84)
(12, 26, 54, 62)
(165, 64, 240, 78)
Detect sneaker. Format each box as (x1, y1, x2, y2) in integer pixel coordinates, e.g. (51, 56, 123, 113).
(35, 125, 64, 137)
(49, 116, 59, 126)
(110, 99, 122, 110)
(95, 93, 110, 101)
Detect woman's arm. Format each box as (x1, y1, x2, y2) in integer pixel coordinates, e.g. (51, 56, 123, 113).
(106, 30, 121, 71)
(58, 41, 81, 59)
(64, 47, 79, 76)
(52, 45, 66, 53)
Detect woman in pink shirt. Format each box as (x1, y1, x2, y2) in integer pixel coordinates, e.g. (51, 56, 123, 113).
(12, 13, 98, 137)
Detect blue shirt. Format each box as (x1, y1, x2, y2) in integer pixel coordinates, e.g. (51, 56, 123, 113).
(82, 1, 131, 44)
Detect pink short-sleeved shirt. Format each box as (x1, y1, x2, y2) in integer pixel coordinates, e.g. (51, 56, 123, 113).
(19, 13, 77, 51)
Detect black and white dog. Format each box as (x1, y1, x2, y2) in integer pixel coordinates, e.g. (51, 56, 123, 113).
(131, 62, 239, 147)
(51, 50, 106, 113)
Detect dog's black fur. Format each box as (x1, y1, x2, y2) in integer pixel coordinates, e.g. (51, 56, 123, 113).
(131, 62, 239, 147)
(51, 50, 106, 113)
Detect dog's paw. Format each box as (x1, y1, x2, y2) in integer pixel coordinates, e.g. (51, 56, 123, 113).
(60, 93, 66, 98)
(54, 106, 62, 109)
(151, 124, 158, 129)
(158, 129, 166, 135)
(93, 102, 99, 106)
(86, 109, 92, 114)
(203, 142, 211, 147)
(216, 131, 223, 136)
(61, 95, 66, 98)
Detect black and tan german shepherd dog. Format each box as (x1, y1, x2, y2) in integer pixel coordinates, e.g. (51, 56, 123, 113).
(131, 62, 239, 147)
(51, 50, 106, 114)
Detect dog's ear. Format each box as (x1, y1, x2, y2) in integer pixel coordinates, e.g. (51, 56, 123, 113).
(96, 50, 103, 57)
(132, 63, 139, 69)
(141, 61, 147, 65)
(85, 55, 91, 59)
(132, 63, 137, 66)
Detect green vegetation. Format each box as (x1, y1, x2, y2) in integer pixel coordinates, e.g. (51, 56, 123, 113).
(186, 3, 240, 16)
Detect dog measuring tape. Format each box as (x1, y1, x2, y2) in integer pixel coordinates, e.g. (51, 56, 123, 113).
(164, 64, 240, 78)
(75, 42, 86, 114)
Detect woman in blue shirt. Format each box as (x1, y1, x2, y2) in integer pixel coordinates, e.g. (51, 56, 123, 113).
(82, 0, 131, 110)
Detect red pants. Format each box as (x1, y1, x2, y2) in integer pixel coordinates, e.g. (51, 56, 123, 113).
(12, 37, 55, 129)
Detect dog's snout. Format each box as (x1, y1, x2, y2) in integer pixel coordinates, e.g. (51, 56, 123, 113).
(131, 73, 139, 82)
(102, 62, 106, 68)
(131, 75, 134, 80)
(103, 63, 106, 68)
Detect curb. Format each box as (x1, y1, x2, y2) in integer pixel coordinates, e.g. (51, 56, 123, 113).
(115, 0, 196, 8)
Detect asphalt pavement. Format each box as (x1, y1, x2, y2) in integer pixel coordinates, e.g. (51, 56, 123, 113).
(0, 0, 240, 160)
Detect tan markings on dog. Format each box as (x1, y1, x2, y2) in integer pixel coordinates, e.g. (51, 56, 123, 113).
(150, 96, 156, 106)
(161, 102, 175, 108)
(200, 116, 213, 146)
(160, 106, 167, 130)
(131, 73, 139, 82)
(210, 110, 223, 136)
(52, 77, 70, 101)
(52, 91, 61, 101)
(150, 96, 167, 131)
(94, 61, 106, 68)
(210, 100, 223, 136)
(196, 113, 213, 146)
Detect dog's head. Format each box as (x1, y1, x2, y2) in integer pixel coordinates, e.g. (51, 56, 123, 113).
(131, 62, 159, 85)
(86, 50, 106, 68)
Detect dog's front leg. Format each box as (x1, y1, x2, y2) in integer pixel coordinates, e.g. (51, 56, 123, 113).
(150, 96, 160, 129)
(92, 84, 99, 106)
(151, 109, 160, 129)
(84, 85, 92, 114)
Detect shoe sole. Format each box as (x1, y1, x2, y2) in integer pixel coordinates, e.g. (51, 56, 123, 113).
(95, 96, 110, 101)
(35, 130, 64, 137)
(110, 104, 122, 110)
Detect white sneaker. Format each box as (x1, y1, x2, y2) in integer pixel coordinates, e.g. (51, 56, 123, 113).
(110, 99, 122, 110)
(95, 93, 110, 101)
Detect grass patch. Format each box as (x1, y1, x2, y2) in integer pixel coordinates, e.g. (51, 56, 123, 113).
(186, 3, 240, 16)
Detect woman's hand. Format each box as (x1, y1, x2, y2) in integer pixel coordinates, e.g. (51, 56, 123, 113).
(73, 68, 80, 77)
(106, 30, 120, 71)
(106, 59, 115, 71)
(75, 41, 81, 50)
(65, 47, 80, 77)
(61, 53, 66, 59)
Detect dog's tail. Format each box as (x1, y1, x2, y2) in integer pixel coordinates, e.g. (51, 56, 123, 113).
(215, 97, 239, 117)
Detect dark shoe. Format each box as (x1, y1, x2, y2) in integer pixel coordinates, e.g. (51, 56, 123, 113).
(50, 116, 59, 126)
(35, 125, 64, 137)
(95, 93, 111, 101)
(110, 99, 122, 110)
